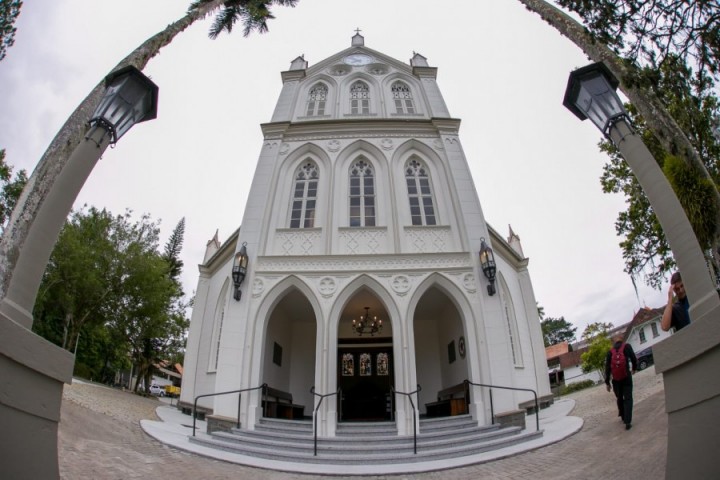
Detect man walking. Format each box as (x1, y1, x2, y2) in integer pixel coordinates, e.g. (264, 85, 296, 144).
(605, 335, 637, 430)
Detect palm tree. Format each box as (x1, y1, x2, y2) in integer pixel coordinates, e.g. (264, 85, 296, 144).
(0, 0, 297, 300)
(517, 0, 720, 267)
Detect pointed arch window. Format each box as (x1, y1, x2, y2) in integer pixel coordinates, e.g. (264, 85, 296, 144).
(350, 81, 370, 114)
(349, 158, 376, 227)
(306, 83, 327, 116)
(500, 282, 523, 367)
(392, 81, 415, 114)
(290, 161, 319, 228)
(405, 158, 437, 226)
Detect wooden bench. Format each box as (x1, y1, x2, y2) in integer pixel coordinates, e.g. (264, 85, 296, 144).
(425, 382, 469, 417)
(518, 394, 555, 414)
(262, 387, 306, 419)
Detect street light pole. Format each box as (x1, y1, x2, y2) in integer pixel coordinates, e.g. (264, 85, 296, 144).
(0, 66, 158, 480)
(564, 62, 720, 479)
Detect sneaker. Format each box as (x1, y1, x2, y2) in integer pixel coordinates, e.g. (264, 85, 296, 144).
(625, 423, 632, 430)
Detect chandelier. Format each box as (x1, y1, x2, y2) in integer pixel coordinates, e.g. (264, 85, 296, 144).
(352, 307, 383, 336)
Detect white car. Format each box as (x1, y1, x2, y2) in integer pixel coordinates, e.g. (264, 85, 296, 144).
(149, 384, 165, 396)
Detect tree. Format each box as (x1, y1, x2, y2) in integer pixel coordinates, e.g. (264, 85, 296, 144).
(541, 316, 577, 347)
(599, 56, 720, 287)
(0, 149, 27, 231)
(556, 0, 720, 81)
(517, 0, 720, 273)
(580, 321, 614, 381)
(162, 217, 186, 283)
(0, 0, 298, 303)
(32, 207, 189, 385)
(0, 0, 22, 61)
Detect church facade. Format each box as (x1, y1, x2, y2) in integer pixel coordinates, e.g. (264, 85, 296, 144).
(180, 33, 550, 437)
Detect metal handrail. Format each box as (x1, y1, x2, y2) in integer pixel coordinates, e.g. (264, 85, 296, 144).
(192, 383, 267, 437)
(391, 384, 421, 454)
(310, 386, 341, 456)
(464, 379, 540, 432)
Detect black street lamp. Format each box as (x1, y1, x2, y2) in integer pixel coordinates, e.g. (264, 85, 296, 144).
(89, 65, 159, 145)
(232, 242, 249, 301)
(563, 62, 720, 478)
(479, 237, 496, 296)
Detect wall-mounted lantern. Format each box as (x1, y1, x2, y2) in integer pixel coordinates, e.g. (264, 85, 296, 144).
(232, 242, 249, 301)
(479, 237, 496, 296)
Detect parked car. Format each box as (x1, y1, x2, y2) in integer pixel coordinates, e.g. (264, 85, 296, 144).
(636, 347, 654, 371)
(149, 384, 165, 396)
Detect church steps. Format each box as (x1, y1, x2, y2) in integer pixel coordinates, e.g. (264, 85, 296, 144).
(189, 416, 544, 465)
(189, 429, 543, 464)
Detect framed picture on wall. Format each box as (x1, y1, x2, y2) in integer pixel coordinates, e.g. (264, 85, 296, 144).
(448, 340, 456, 364)
(273, 342, 282, 366)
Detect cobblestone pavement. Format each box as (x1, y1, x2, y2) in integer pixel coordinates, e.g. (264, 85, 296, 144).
(59, 368, 666, 479)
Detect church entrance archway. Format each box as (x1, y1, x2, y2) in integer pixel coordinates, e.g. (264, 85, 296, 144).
(261, 288, 316, 415)
(337, 289, 393, 422)
(413, 286, 468, 416)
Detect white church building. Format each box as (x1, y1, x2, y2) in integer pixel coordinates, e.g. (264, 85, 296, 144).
(180, 33, 551, 440)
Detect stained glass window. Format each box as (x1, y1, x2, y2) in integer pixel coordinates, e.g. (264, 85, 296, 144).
(377, 353, 388, 376)
(359, 353, 372, 376)
(342, 353, 354, 376)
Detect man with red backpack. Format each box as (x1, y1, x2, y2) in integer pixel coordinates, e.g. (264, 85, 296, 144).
(605, 335, 638, 430)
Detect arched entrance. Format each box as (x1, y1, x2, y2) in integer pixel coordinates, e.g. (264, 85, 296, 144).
(412, 286, 468, 416)
(337, 288, 394, 421)
(261, 288, 316, 414)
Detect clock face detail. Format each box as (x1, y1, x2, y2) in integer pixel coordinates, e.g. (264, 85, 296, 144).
(344, 53, 373, 66)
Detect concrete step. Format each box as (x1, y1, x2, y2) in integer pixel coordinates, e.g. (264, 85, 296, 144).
(189, 416, 544, 465)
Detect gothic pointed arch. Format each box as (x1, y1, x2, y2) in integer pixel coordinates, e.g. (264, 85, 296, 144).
(208, 278, 231, 372)
(497, 272, 524, 367)
(245, 275, 322, 412)
(390, 80, 416, 115)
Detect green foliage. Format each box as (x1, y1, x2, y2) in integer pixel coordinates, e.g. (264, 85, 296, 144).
(32, 207, 189, 385)
(162, 217, 185, 283)
(190, 0, 299, 38)
(560, 379, 596, 395)
(0, 149, 28, 230)
(0, 0, 22, 61)
(581, 322, 613, 382)
(556, 0, 720, 80)
(541, 316, 577, 347)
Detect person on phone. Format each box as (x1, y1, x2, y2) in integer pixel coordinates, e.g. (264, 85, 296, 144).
(661, 271, 690, 332)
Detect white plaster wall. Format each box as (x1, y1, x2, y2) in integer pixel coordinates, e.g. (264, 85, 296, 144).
(414, 316, 442, 412)
(263, 314, 292, 390)
(564, 365, 602, 385)
(289, 321, 316, 412)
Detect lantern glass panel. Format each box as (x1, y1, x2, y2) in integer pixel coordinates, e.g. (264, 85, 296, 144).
(573, 74, 626, 133)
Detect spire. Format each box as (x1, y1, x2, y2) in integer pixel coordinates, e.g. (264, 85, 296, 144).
(204, 229, 221, 263)
(352, 28, 364, 46)
(507, 224, 525, 257)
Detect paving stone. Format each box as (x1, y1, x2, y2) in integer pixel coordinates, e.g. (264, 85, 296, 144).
(59, 368, 666, 479)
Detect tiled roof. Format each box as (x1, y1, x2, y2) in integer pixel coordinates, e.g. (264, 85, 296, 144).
(545, 342, 569, 359)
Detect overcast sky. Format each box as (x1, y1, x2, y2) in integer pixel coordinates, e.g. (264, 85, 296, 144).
(0, 0, 669, 337)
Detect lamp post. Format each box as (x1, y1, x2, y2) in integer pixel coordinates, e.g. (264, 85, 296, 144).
(232, 242, 249, 301)
(0, 66, 158, 480)
(564, 62, 720, 478)
(479, 237, 497, 296)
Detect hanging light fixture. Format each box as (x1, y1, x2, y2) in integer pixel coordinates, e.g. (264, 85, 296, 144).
(479, 237, 497, 296)
(232, 242, 249, 301)
(352, 306, 383, 336)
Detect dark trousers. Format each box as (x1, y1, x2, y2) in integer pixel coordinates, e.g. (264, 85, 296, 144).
(612, 377, 633, 425)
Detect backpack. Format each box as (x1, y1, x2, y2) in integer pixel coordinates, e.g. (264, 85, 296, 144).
(610, 343, 628, 381)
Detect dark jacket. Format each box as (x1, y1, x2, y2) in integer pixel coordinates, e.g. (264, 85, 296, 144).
(604, 341, 638, 384)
